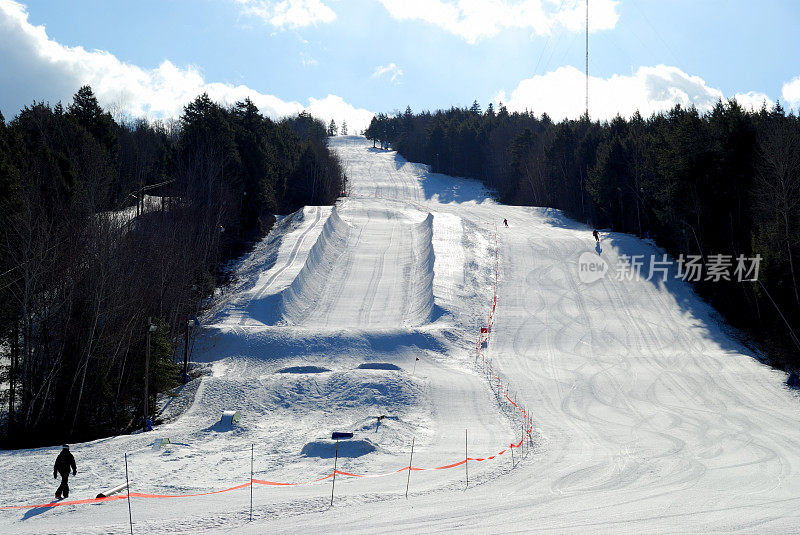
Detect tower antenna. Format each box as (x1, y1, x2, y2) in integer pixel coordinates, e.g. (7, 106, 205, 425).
(585, 0, 589, 119)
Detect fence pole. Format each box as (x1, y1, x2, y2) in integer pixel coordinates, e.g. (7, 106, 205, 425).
(249, 444, 254, 521)
(529, 417, 534, 447)
(405, 437, 415, 499)
(511, 440, 515, 467)
(125, 453, 133, 535)
(465, 429, 469, 487)
(330, 439, 339, 506)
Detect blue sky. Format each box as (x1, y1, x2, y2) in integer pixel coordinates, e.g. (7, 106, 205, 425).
(2, 0, 799, 131)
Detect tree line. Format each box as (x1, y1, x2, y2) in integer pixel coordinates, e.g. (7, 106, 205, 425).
(0, 87, 345, 446)
(366, 100, 800, 372)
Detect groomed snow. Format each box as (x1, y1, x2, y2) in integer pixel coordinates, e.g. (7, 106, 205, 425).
(2, 136, 800, 534)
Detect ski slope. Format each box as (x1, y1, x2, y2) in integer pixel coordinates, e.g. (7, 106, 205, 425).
(2, 136, 800, 534)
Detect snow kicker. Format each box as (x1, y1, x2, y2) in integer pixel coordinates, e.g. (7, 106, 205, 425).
(403, 212, 435, 325)
(280, 206, 352, 324)
(279, 206, 436, 328)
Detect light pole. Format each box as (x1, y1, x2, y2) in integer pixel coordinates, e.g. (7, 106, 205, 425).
(183, 318, 197, 384)
(144, 318, 157, 432)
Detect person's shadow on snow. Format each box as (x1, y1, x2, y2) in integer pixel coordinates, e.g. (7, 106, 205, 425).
(595, 241, 602, 255)
(22, 501, 59, 520)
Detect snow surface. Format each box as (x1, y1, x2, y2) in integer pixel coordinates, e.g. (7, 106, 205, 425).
(97, 194, 166, 230)
(2, 136, 800, 533)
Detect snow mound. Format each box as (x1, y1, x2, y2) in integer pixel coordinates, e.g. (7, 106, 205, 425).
(278, 365, 331, 374)
(279, 206, 352, 323)
(357, 363, 402, 371)
(278, 206, 436, 328)
(300, 438, 377, 458)
(404, 212, 435, 325)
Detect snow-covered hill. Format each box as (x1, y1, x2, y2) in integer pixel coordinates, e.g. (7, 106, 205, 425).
(2, 136, 799, 534)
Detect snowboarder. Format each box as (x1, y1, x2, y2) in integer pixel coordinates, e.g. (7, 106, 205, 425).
(593, 229, 599, 243)
(503, 219, 508, 227)
(54, 444, 77, 499)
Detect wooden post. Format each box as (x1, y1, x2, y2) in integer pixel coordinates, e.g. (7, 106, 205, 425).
(125, 453, 133, 535)
(405, 437, 415, 499)
(249, 444, 254, 521)
(465, 429, 469, 487)
(330, 440, 339, 506)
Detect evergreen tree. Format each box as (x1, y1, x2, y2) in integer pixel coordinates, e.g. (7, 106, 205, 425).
(588, 136, 628, 229)
(365, 116, 379, 147)
(498, 102, 509, 119)
(470, 100, 482, 115)
(369, 96, 800, 370)
(0, 91, 346, 446)
(67, 85, 118, 155)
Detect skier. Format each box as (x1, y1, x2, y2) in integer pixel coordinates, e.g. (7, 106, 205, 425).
(54, 444, 77, 499)
(593, 229, 599, 243)
(503, 218, 508, 227)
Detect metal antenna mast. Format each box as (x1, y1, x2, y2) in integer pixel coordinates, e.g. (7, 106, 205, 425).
(585, 0, 589, 119)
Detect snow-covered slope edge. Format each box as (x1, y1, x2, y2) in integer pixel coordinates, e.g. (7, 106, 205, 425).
(280, 206, 351, 324)
(404, 212, 435, 325)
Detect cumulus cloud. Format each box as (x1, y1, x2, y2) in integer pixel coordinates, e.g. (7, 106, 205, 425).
(376, 0, 619, 43)
(552, 0, 619, 33)
(235, 0, 336, 28)
(0, 0, 373, 132)
(782, 76, 800, 110)
(494, 64, 760, 121)
(372, 63, 403, 83)
(732, 91, 774, 111)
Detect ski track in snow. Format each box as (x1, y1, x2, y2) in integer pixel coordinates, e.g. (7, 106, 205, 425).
(3, 136, 800, 534)
(240, 206, 323, 324)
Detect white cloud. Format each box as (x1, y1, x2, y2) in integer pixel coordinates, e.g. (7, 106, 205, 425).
(495, 64, 752, 121)
(235, 0, 336, 28)
(732, 91, 774, 111)
(782, 76, 800, 110)
(552, 0, 619, 33)
(304, 94, 376, 134)
(376, 0, 619, 43)
(300, 51, 319, 67)
(372, 63, 403, 83)
(0, 1, 373, 133)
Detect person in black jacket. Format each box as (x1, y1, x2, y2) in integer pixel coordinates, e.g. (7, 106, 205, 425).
(54, 444, 77, 499)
